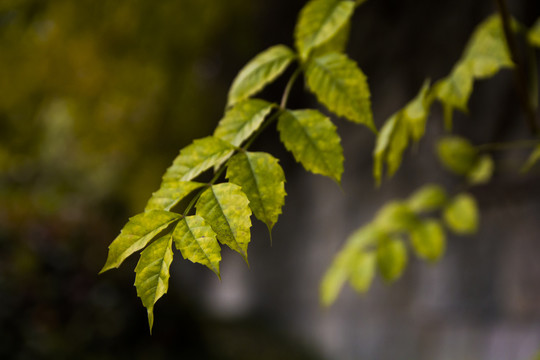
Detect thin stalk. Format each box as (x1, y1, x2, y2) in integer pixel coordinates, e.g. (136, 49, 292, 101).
(476, 139, 540, 151)
(280, 67, 302, 109)
(495, 0, 538, 134)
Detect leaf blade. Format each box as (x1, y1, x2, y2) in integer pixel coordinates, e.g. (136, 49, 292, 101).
(145, 181, 205, 212)
(443, 193, 479, 234)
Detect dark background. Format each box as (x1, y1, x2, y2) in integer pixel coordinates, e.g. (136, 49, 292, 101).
(1, 0, 540, 359)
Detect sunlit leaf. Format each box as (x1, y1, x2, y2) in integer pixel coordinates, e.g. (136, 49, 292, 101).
(227, 45, 296, 107)
(162, 136, 235, 182)
(173, 215, 221, 277)
(278, 109, 344, 183)
(294, 0, 355, 60)
(403, 80, 432, 142)
(467, 154, 494, 184)
(374, 202, 416, 233)
(437, 136, 478, 175)
(195, 183, 252, 262)
(145, 181, 205, 211)
(101, 210, 180, 273)
(312, 22, 350, 57)
(443, 193, 479, 234)
(529, 18, 540, 47)
(377, 237, 407, 282)
(521, 144, 540, 173)
(407, 184, 448, 213)
(305, 52, 374, 130)
(349, 251, 376, 293)
(214, 99, 274, 147)
(434, 62, 473, 129)
(410, 219, 446, 262)
(226, 152, 286, 232)
(134, 233, 174, 333)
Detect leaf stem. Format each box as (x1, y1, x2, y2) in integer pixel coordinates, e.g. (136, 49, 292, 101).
(280, 67, 302, 109)
(476, 139, 540, 151)
(495, 0, 539, 134)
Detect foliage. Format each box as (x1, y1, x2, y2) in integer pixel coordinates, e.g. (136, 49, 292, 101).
(100, 0, 540, 332)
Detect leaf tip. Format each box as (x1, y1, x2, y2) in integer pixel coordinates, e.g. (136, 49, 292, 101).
(147, 307, 154, 335)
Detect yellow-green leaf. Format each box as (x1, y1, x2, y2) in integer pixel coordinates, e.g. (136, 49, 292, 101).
(434, 62, 473, 129)
(410, 219, 446, 262)
(134, 233, 174, 333)
(227, 45, 296, 107)
(403, 80, 432, 142)
(377, 237, 407, 283)
(529, 18, 540, 47)
(278, 109, 344, 183)
(467, 154, 494, 184)
(437, 136, 478, 175)
(294, 0, 355, 60)
(101, 210, 180, 273)
(145, 181, 205, 211)
(312, 22, 350, 57)
(349, 251, 376, 293)
(443, 193, 479, 234)
(374, 202, 416, 233)
(226, 152, 286, 233)
(372, 113, 408, 185)
(407, 184, 448, 213)
(305, 52, 374, 130)
(173, 215, 221, 277)
(214, 99, 274, 147)
(195, 183, 252, 262)
(162, 136, 235, 182)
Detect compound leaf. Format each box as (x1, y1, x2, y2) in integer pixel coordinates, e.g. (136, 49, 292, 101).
(294, 0, 355, 60)
(162, 136, 235, 182)
(134, 233, 174, 333)
(145, 181, 205, 212)
(529, 18, 540, 47)
(226, 152, 286, 233)
(437, 136, 478, 175)
(305, 52, 374, 130)
(377, 237, 407, 283)
(101, 210, 180, 273)
(214, 99, 274, 147)
(443, 193, 479, 234)
(173, 215, 221, 277)
(407, 184, 448, 213)
(410, 219, 446, 262)
(195, 183, 252, 262)
(227, 45, 296, 107)
(278, 109, 344, 183)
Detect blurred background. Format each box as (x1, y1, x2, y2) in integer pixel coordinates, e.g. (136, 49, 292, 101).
(1, 0, 540, 359)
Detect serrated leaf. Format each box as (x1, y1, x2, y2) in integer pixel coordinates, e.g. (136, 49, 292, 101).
(443, 193, 479, 234)
(407, 184, 448, 213)
(227, 45, 296, 107)
(374, 202, 417, 233)
(173, 215, 221, 277)
(162, 136, 235, 182)
(467, 154, 494, 184)
(377, 237, 407, 282)
(214, 99, 274, 147)
(195, 183, 252, 261)
(101, 210, 180, 273)
(134, 233, 174, 333)
(305, 52, 374, 130)
(226, 152, 286, 232)
(529, 18, 540, 47)
(294, 0, 355, 60)
(521, 144, 540, 173)
(437, 136, 478, 175)
(145, 181, 205, 211)
(462, 15, 513, 78)
(312, 21, 350, 57)
(349, 251, 376, 293)
(278, 109, 344, 183)
(410, 219, 446, 262)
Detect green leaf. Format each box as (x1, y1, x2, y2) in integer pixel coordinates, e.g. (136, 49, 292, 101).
(434, 62, 473, 129)
(294, 0, 355, 60)
(320, 250, 351, 306)
(134, 233, 174, 333)
(214, 99, 274, 147)
(462, 15, 513, 79)
(101, 210, 180, 273)
(195, 183, 252, 262)
(226, 152, 286, 233)
(437, 136, 478, 175)
(162, 136, 235, 182)
(467, 154, 494, 184)
(227, 45, 296, 107)
(443, 193, 479, 234)
(145, 181, 205, 211)
(521, 144, 540, 173)
(377, 237, 407, 283)
(403, 80, 432, 142)
(173, 215, 221, 277)
(305, 52, 374, 130)
(529, 18, 540, 47)
(374, 202, 417, 233)
(407, 184, 448, 213)
(410, 220, 446, 262)
(349, 251, 377, 293)
(312, 21, 350, 57)
(277, 109, 344, 183)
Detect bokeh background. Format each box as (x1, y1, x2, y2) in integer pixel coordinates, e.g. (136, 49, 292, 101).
(1, 0, 540, 359)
